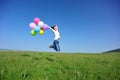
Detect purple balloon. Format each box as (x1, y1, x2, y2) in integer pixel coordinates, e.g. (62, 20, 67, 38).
(43, 24, 49, 30)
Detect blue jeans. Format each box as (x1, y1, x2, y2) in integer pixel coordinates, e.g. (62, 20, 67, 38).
(53, 40, 60, 51)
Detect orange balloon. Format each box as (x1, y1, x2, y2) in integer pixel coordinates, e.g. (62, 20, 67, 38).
(40, 27, 44, 30)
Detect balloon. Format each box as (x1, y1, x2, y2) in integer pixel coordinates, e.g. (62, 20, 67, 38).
(34, 26, 40, 32)
(38, 21, 44, 27)
(39, 30, 44, 35)
(29, 22, 36, 29)
(30, 30, 36, 36)
(43, 24, 49, 30)
(29, 18, 49, 36)
(40, 27, 44, 30)
(34, 18, 40, 24)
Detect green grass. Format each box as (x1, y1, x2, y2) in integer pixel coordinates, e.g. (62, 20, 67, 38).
(0, 50, 120, 80)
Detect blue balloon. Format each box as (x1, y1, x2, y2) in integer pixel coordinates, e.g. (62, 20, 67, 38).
(34, 26, 40, 32)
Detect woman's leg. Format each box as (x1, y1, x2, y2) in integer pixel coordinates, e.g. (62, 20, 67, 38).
(53, 40, 60, 51)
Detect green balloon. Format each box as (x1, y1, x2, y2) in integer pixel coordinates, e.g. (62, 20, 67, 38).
(30, 30, 36, 36)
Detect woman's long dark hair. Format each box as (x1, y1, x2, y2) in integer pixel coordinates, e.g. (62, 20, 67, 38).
(51, 24, 57, 29)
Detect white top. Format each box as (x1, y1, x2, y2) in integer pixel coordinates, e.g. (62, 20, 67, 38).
(49, 27, 60, 40)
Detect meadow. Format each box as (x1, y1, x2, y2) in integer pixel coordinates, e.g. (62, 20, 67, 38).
(0, 50, 120, 80)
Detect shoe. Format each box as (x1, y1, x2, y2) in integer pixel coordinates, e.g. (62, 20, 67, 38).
(49, 45, 53, 48)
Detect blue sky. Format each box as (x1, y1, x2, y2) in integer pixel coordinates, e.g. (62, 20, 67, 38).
(0, 0, 120, 53)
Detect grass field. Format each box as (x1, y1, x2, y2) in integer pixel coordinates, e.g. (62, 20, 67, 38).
(0, 50, 120, 80)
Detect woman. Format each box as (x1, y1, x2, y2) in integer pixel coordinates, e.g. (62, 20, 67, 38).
(49, 25, 60, 51)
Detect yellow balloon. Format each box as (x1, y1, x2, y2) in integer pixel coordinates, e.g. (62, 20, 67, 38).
(39, 30, 44, 35)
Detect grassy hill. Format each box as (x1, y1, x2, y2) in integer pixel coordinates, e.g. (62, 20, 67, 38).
(0, 50, 120, 80)
(104, 48, 120, 53)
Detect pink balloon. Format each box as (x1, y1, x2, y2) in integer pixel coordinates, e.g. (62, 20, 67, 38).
(29, 22, 36, 29)
(43, 24, 49, 30)
(34, 18, 40, 24)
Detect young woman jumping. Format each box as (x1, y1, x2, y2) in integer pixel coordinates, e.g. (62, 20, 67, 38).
(49, 25, 60, 51)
